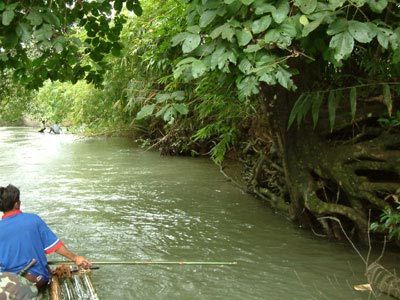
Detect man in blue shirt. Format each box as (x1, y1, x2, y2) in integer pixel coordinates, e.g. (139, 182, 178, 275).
(0, 184, 91, 297)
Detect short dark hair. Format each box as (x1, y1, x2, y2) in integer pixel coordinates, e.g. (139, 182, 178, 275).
(0, 184, 20, 212)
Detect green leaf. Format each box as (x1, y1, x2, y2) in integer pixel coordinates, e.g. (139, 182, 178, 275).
(241, 0, 255, 5)
(33, 24, 53, 41)
(294, 0, 317, 14)
(53, 42, 63, 53)
(236, 29, 252, 46)
(312, 92, 324, 128)
(26, 10, 43, 26)
(254, 3, 275, 15)
(383, 84, 392, 116)
(16, 23, 31, 42)
(163, 106, 175, 122)
(200, 10, 217, 28)
(349, 87, 356, 120)
(187, 25, 200, 34)
(43, 11, 61, 27)
(136, 104, 155, 120)
(171, 32, 189, 46)
(0, 2, 4, 11)
(2, 9, 14, 26)
(252, 16, 272, 34)
(328, 91, 340, 131)
(173, 103, 189, 115)
(328, 0, 346, 9)
(221, 25, 235, 41)
(348, 21, 375, 43)
(171, 91, 185, 101)
(376, 27, 391, 49)
(273, 0, 289, 24)
(191, 60, 207, 78)
(327, 19, 348, 36)
(155, 93, 171, 103)
(276, 67, 293, 90)
(239, 58, 253, 75)
(132, 4, 143, 16)
(288, 94, 307, 129)
(244, 44, 261, 53)
(236, 75, 259, 98)
(182, 34, 201, 53)
(329, 32, 354, 61)
(367, 0, 388, 13)
(264, 29, 280, 44)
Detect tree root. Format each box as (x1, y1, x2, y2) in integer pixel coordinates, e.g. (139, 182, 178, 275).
(366, 262, 400, 299)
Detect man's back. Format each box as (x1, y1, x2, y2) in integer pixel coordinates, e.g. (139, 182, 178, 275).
(0, 211, 60, 281)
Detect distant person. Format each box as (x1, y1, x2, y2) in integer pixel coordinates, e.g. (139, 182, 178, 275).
(0, 184, 91, 298)
(49, 124, 61, 134)
(38, 120, 46, 133)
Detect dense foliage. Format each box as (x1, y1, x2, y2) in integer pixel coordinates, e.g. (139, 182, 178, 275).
(0, 0, 142, 88)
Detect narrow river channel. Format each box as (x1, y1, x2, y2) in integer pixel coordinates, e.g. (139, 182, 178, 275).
(0, 127, 395, 299)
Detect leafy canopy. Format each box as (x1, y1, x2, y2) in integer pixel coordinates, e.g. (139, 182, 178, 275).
(0, 0, 142, 88)
(172, 0, 399, 108)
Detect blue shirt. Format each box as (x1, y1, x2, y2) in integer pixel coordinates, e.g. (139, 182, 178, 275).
(0, 210, 63, 281)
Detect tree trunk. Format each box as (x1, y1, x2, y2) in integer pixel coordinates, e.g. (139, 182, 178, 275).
(252, 84, 400, 243)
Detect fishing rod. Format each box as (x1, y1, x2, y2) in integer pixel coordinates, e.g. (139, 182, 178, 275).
(48, 261, 238, 266)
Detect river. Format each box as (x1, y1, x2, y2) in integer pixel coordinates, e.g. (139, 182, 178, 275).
(0, 127, 395, 299)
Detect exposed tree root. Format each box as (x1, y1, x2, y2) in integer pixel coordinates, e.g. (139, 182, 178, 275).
(366, 262, 400, 299)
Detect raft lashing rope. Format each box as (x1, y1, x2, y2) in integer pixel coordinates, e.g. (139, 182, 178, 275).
(50, 265, 99, 300)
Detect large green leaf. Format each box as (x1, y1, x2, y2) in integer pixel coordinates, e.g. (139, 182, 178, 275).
(244, 44, 261, 53)
(2, 9, 14, 26)
(367, 0, 388, 13)
(182, 34, 201, 53)
(26, 10, 43, 26)
(327, 18, 348, 36)
(171, 32, 189, 46)
(173, 103, 189, 115)
(264, 29, 280, 44)
(348, 21, 376, 43)
(376, 27, 391, 49)
(238, 58, 253, 74)
(236, 29, 252, 46)
(252, 16, 272, 34)
(33, 24, 53, 41)
(43, 11, 61, 27)
(273, 0, 289, 24)
(294, 0, 317, 14)
(329, 32, 354, 61)
(136, 104, 156, 120)
(16, 23, 31, 42)
(191, 59, 207, 78)
(200, 10, 217, 28)
(276, 67, 294, 90)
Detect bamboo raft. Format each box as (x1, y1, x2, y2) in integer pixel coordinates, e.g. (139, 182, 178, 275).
(40, 265, 99, 300)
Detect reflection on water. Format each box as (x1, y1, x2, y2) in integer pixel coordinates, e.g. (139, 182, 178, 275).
(0, 127, 394, 299)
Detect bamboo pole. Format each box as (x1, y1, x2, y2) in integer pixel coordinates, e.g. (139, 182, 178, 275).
(48, 261, 237, 266)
